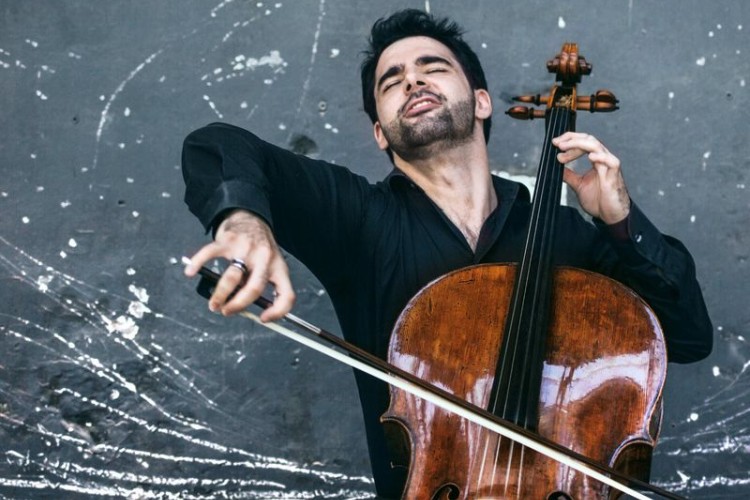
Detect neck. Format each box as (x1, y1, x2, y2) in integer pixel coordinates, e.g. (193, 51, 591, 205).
(394, 135, 497, 251)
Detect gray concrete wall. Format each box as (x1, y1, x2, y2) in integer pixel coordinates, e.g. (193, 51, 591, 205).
(0, 0, 747, 497)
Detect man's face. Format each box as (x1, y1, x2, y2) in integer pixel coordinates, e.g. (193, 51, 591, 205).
(372, 36, 486, 161)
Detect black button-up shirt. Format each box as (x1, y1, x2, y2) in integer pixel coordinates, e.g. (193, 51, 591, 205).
(182, 122, 712, 498)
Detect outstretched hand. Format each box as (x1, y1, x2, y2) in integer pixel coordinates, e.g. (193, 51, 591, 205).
(553, 131, 631, 225)
(184, 209, 295, 322)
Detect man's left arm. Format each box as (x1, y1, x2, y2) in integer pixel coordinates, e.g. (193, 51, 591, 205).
(554, 132, 713, 363)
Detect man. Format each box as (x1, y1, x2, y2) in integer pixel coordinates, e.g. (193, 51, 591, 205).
(182, 9, 712, 498)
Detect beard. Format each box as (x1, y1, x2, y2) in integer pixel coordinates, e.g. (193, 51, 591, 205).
(380, 94, 476, 162)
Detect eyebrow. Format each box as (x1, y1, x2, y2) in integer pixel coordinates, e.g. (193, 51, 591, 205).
(376, 55, 454, 91)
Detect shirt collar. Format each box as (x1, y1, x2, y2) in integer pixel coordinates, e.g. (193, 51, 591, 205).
(384, 167, 528, 204)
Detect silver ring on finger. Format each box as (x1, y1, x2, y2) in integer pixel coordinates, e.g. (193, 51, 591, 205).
(230, 258, 249, 275)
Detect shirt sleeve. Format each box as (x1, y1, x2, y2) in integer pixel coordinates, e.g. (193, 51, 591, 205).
(181, 122, 372, 290)
(588, 203, 714, 363)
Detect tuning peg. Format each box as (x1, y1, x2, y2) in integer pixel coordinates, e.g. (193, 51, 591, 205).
(506, 106, 546, 120)
(577, 90, 619, 113)
(512, 94, 549, 106)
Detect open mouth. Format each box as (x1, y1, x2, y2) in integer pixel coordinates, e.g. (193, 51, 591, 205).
(402, 93, 442, 117)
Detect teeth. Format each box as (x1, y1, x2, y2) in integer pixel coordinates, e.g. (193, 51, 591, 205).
(410, 100, 433, 111)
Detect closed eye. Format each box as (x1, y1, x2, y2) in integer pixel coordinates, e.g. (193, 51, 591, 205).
(383, 80, 400, 92)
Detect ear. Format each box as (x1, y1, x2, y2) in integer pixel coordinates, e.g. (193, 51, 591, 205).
(474, 88, 492, 120)
(373, 121, 390, 151)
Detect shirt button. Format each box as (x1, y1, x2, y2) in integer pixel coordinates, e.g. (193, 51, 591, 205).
(635, 232, 643, 243)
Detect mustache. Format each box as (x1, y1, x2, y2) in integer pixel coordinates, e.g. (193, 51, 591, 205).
(399, 90, 444, 116)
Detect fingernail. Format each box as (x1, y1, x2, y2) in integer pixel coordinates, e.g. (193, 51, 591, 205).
(208, 302, 217, 312)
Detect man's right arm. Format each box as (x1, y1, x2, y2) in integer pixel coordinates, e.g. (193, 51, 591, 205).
(181, 122, 370, 319)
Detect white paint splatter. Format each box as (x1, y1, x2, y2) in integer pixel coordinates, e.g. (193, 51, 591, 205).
(37, 275, 54, 292)
(60, 200, 71, 208)
(59, 250, 67, 258)
(696, 56, 706, 66)
(161, 192, 171, 198)
(210, 0, 235, 17)
(558, 17, 566, 29)
(128, 284, 150, 303)
(128, 301, 152, 319)
(689, 413, 699, 422)
(25, 39, 38, 48)
(35, 186, 44, 192)
(124, 107, 131, 117)
(240, 101, 248, 108)
(243, 50, 285, 71)
(713, 366, 721, 377)
(35, 90, 48, 100)
(110, 389, 120, 400)
(106, 315, 140, 340)
(126, 268, 136, 276)
(132, 211, 139, 218)
(68, 238, 78, 248)
(703, 151, 711, 159)
(202, 94, 223, 119)
(329, 48, 339, 58)
(690, 215, 696, 223)
(21, 217, 30, 224)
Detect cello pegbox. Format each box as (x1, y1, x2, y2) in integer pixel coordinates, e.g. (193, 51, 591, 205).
(547, 43, 592, 84)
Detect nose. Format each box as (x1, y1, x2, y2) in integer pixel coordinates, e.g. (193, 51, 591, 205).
(404, 73, 426, 93)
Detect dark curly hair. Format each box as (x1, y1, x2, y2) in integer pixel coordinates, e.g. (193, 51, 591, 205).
(360, 9, 491, 145)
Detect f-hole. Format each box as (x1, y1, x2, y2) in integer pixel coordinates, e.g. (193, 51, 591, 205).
(547, 492, 573, 500)
(432, 483, 460, 500)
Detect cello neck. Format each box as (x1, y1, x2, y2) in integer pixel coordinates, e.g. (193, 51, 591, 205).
(490, 102, 574, 429)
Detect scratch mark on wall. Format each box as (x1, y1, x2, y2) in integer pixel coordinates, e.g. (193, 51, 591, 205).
(92, 50, 163, 169)
(288, 0, 326, 139)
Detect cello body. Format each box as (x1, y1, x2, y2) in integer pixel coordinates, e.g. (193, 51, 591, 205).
(384, 265, 666, 499)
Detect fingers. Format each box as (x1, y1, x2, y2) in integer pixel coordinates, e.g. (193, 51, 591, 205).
(185, 211, 295, 320)
(553, 132, 612, 166)
(259, 261, 296, 322)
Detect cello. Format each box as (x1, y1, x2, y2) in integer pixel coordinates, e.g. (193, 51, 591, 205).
(382, 43, 667, 498)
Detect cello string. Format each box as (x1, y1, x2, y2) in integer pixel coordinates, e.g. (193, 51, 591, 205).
(493, 106, 565, 420)
(519, 107, 568, 428)
(486, 106, 566, 488)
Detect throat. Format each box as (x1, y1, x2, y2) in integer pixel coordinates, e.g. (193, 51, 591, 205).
(440, 204, 491, 252)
